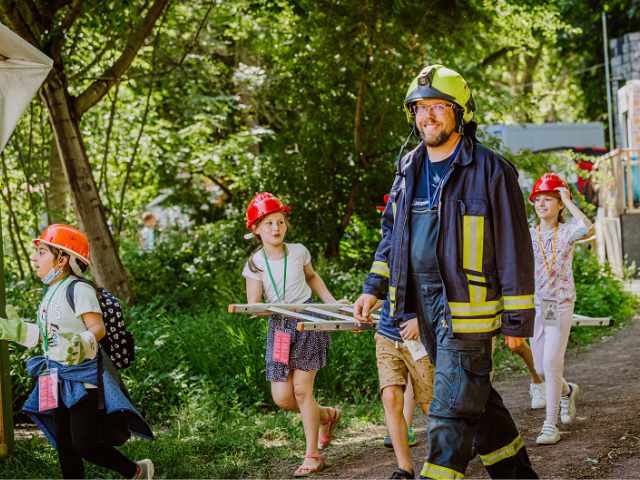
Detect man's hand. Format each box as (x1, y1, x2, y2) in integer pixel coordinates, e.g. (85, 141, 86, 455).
(400, 317, 420, 341)
(504, 336, 525, 351)
(353, 293, 379, 323)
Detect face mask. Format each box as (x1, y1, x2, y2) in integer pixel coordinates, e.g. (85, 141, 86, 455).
(41, 267, 62, 285)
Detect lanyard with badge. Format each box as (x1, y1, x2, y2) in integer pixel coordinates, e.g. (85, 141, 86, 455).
(36, 278, 66, 411)
(536, 224, 559, 326)
(263, 249, 291, 365)
(425, 140, 461, 210)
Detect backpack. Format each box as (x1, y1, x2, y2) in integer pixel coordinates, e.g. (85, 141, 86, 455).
(66, 278, 135, 369)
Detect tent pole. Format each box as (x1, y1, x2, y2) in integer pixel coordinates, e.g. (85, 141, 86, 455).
(0, 201, 14, 457)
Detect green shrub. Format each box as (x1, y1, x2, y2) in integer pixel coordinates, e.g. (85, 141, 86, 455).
(122, 219, 248, 310)
(570, 247, 638, 347)
(573, 247, 638, 322)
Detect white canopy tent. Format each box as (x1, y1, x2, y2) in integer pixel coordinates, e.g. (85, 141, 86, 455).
(0, 21, 51, 458)
(0, 21, 52, 153)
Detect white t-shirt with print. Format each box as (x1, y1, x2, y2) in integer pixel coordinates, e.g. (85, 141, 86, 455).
(37, 276, 102, 364)
(242, 243, 312, 303)
(530, 218, 588, 305)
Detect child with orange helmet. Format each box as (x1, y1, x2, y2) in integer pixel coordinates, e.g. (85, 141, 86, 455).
(243, 193, 341, 477)
(527, 174, 592, 445)
(0, 224, 153, 479)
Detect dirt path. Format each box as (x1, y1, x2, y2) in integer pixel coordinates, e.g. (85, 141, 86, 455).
(275, 315, 640, 479)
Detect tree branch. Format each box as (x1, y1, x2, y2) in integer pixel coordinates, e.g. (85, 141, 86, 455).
(74, 0, 170, 115)
(477, 46, 520, 69)
(0, 1, 39, 45)
(16, 0, 46, 39)
(69, 39, 114, 82)
(58, 0, 82, 32)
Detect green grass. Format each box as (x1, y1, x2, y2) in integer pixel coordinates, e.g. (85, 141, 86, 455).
(0, 397, 383, 479)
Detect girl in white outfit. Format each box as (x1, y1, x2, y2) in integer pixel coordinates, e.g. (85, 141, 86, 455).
(528, 173, 592, 445)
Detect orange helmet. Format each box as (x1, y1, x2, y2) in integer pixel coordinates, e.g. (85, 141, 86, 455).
(33, 224, 91, 268)
(245, 192, 291, 229)
(529, 173, 570, 203)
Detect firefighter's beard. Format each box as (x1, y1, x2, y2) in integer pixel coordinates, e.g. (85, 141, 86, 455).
(418, 122, 456, 147)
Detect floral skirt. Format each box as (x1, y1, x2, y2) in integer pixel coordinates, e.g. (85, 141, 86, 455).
(265, 302, 331, 382)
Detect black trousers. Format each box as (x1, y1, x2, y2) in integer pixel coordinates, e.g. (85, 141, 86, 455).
(414, 272, 537, 479)
(54, 389, 136, 479)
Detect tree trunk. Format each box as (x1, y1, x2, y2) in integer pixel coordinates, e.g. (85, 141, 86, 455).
(41, 68, 131, 301)
(47, 140, 68, 223)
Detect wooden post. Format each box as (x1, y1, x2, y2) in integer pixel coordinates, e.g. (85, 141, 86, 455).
(0, 203, 14, 457)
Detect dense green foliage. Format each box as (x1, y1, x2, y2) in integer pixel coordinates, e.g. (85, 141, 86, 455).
(1, 1, 640, 477)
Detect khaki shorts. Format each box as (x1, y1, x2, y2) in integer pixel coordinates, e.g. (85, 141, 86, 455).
(375, 333, 434, 406)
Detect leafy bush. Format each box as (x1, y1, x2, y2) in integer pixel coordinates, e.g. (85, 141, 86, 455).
(573, 247, 638, 322)
(569, 247, 638, 347)
(122, 218, 248, 310)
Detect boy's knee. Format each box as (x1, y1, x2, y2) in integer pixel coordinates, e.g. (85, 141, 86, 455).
(381, 385, 404, 412)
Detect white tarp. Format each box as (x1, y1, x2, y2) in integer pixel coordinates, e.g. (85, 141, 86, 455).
(0, 22, 52, 153)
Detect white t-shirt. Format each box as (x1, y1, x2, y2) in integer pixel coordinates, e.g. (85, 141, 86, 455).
(37, 276, 102, 364)
(242, 243, 312, 303)
(140, 226, 155, 252)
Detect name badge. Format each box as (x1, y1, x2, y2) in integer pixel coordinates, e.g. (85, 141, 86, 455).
(273, 330, 291, 365)
(541, 299, 558, 326)
(38, 368, 59, 412)
(404, 339, 428, 361)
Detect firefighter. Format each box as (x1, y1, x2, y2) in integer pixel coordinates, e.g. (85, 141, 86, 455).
(355, 64, 538, 479)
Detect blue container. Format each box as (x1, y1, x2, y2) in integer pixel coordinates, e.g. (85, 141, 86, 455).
(624, 153, 640, 205)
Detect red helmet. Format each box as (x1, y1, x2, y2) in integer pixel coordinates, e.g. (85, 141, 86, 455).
(33, 224, 91, 266)
(529, 173, 570, 203)
(245, 192, 291, 229)
(376, 194, 390, 213)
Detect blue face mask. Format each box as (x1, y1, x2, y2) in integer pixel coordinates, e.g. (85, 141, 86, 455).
(42, 267, 62, 285)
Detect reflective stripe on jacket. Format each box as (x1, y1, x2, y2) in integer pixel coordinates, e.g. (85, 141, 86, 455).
(363, 136, 535, 339)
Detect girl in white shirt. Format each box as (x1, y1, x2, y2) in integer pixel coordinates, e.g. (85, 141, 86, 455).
(242, 193, 340, 477)
(0, 224, 153, 479)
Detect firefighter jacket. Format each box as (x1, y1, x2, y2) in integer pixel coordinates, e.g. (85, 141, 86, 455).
(363, 135, 535, 339)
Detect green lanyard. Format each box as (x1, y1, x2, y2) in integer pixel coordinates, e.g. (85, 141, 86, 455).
(37, 276, 68, 357)
(262, 248, 287, 302)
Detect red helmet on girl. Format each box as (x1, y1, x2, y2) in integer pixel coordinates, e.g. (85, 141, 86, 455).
(529, 173, 570, 203)
(245, 192, 291, 229)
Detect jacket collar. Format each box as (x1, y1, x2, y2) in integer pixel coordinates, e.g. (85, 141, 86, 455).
(452, 135, 475, 167)
(410, 134, 475, 170)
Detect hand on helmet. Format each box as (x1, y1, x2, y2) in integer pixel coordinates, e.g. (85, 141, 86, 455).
(556, 187, 571, 204)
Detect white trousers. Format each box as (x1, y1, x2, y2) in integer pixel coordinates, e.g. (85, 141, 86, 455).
(530, 302, 573, 425)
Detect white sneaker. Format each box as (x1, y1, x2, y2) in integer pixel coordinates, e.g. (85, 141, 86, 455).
(560, 383, 579, 424)
(536, 421, 560, 445)
(134, 459, 154, 479)
(529, 382, 546, 409)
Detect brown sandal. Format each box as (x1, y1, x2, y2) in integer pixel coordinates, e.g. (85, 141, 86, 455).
(293, 453, 325, 477)
(318, 406, 341, 450)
